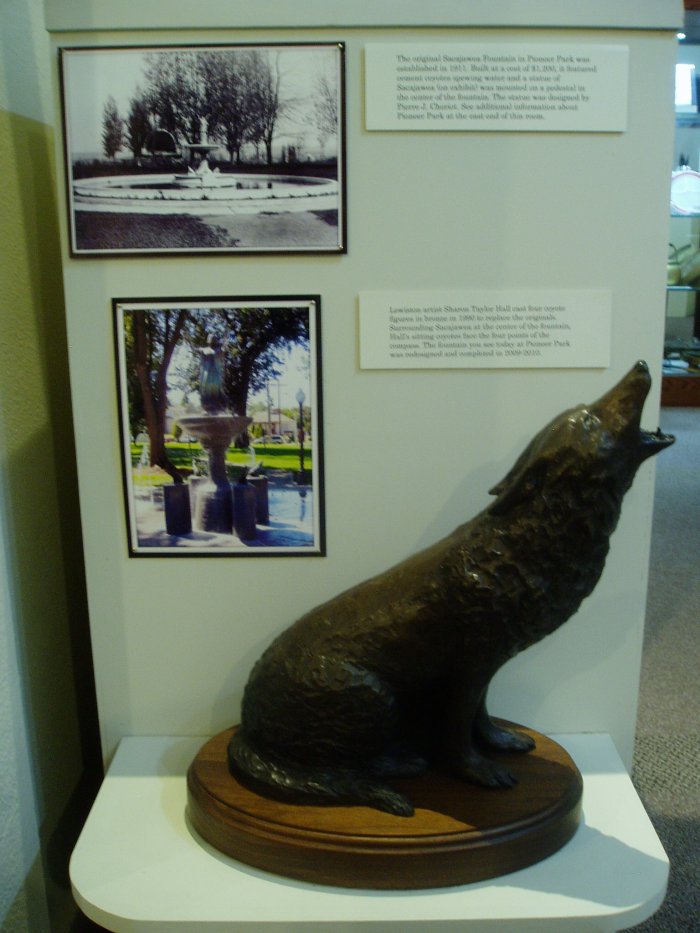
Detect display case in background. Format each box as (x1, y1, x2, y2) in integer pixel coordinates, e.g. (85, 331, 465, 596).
(665, 215, 700, 402)
(665, 19, 700, 403)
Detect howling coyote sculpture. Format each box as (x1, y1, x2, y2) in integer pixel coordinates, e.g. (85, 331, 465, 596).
(229, 362, 673, 816)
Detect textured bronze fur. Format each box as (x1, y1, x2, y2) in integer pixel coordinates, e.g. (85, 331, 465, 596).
(229, 362, 673, 815)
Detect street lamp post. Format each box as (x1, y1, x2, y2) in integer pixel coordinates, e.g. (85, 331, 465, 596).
(296, 388, 306, 484)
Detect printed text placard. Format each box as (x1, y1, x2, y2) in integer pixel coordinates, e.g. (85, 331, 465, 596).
(365, 43, 628, 132)
(359, 290, 611, 369)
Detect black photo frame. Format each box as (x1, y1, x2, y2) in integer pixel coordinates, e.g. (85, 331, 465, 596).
(60, 43, 346, 256)
(113, 296, 325, 556)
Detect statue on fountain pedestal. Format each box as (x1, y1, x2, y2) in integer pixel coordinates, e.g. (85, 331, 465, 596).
(198, 335, 227, 414)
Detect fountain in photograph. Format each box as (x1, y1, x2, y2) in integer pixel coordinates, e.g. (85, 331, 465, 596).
(179, 121, 221, 174)
(74, 115, 338, 213)
(178, 336, 251, 534)
(72, 171, 338, 214)
(172, 161, 231, 189)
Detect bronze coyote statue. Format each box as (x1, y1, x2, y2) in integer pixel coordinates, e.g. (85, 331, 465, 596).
(229, 361, 673, 815)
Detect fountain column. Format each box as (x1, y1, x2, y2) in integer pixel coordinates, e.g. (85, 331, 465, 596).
(178, 414, 251, 534)
(178, 336, 251, 535)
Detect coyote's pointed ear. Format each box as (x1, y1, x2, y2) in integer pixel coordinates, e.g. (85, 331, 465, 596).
(489, 441, 534, 499)
(488, 458, 548, 515)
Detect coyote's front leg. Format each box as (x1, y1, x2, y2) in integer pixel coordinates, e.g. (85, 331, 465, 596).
(474, 694, 536, 753)
(444, 675, 519, 789)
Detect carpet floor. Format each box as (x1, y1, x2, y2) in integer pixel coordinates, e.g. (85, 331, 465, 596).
(624, 407, 700, 932)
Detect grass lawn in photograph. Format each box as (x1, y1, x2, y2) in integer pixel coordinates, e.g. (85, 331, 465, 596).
(130, 441, 312, 485)
(75, 211, 230, 249)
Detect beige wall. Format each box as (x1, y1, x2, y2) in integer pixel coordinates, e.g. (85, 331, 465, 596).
(54, 19, 674, 771)
(0, 0, 94, 929)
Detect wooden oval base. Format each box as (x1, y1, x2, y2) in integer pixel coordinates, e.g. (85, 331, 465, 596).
(187, 723, 582, 890)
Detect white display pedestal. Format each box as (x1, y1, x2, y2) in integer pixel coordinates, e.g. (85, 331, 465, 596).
(70, 733, 667, 932)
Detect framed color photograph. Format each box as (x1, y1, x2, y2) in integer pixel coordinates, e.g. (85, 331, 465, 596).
(113, 296, 325, 557)
(60, 43, 345, 256)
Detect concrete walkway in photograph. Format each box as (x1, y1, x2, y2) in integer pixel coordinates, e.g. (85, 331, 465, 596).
(133, 485, 315, 551)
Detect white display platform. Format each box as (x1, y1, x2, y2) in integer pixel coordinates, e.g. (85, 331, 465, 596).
(70, 734, 668, 932)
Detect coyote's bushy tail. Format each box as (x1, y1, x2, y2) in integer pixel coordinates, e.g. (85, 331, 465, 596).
(227, 729, 414, 816)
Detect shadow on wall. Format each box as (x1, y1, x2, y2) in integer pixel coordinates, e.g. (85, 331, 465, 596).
(0, 97, 102, 933)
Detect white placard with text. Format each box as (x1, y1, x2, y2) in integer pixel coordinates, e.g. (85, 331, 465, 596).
(365, 43, 628, 132)
(359, 290, 611, 369)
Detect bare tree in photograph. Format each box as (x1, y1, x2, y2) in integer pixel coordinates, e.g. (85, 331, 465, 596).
(313, 66, 338, 158)
(102, 96, 124, 158)
(244, 50, 286, 166)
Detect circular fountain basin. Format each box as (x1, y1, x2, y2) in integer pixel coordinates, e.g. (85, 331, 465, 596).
(72, 172, 339, 215)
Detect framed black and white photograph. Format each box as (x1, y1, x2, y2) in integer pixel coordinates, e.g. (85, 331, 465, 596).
(60, 44, 345, 256)
(113, 296, 324, 557)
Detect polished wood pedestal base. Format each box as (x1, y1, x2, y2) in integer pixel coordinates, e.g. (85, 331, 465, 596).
(187, 723, 583, 889)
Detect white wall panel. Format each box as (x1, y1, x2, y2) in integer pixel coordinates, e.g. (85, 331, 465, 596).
(48, 9, 679, 769)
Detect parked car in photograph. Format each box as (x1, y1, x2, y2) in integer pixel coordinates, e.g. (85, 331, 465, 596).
(254, 435, 286, 444)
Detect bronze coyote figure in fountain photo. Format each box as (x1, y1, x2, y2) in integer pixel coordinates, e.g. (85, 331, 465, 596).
(229, 361, 673, 816)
